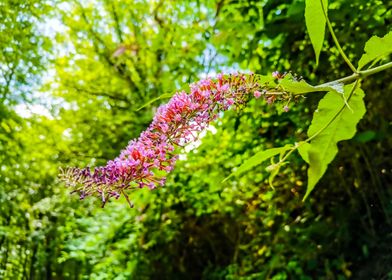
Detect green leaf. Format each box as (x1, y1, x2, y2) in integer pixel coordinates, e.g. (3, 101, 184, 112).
(223, 145, 292, 182)
(305, 0, 328, 65)
(255, 74, 276, 84)
(279, 74, 343, 94)
(301, 83, 366, 200)
(137, 92, 174, 110)
(297, 142, 311, 164)
(358, 31, 392, 70)
(353, 130, 377, 143)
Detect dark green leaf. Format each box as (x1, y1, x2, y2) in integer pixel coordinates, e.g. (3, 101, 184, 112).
(353, 130, 377, 143)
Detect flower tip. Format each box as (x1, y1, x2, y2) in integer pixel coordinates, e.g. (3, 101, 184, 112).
(254, 90, 262, 99)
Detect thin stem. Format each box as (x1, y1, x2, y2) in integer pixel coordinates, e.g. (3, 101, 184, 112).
(121, 190, 134, 208)
(311, 61, 392, 91)
(359, 60, 392, 78)
(320, 0, 357, 73)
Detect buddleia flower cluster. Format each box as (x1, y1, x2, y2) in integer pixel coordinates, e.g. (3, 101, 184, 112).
(60, 72, 290, 207)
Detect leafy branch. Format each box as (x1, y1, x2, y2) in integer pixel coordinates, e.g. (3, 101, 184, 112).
(226, 0, 392, 200)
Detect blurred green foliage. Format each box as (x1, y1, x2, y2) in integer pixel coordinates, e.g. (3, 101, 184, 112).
(0, 0, 391, 279)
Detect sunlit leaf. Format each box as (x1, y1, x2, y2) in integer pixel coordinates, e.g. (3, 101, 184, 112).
(137, 92, 174, 110)
(279, 74, 343, 94)
(305, 0, 328, 65)
(357, 31, 392, 70)
(223, 145, 292, 182)
(299, 83, 366, 200)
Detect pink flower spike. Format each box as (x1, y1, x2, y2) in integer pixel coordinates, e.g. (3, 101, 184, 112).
(217, 73, 224, 80)
(219, 83, 230, 92)
(60, 72, 290, 207)
(283, 105, 289, 112)
(266, 97, 274, 105)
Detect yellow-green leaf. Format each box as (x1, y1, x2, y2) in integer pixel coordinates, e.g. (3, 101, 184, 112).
(279, 74, 343, 94)
(305, 0, 328, 65)
(357, 31, 392, 70)
(300, 83, 366, 200)
(223, 145, 292, 182)
(137, 92, 174, 111)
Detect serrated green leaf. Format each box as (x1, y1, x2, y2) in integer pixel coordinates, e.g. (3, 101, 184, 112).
(254, 74, 277, 86)
(302, 83, 366, 200)
(223, 145, 292, 182)
(358, 31, 392, 70)
(305, 0, 328, 65)
(279, 74, 343, 94)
